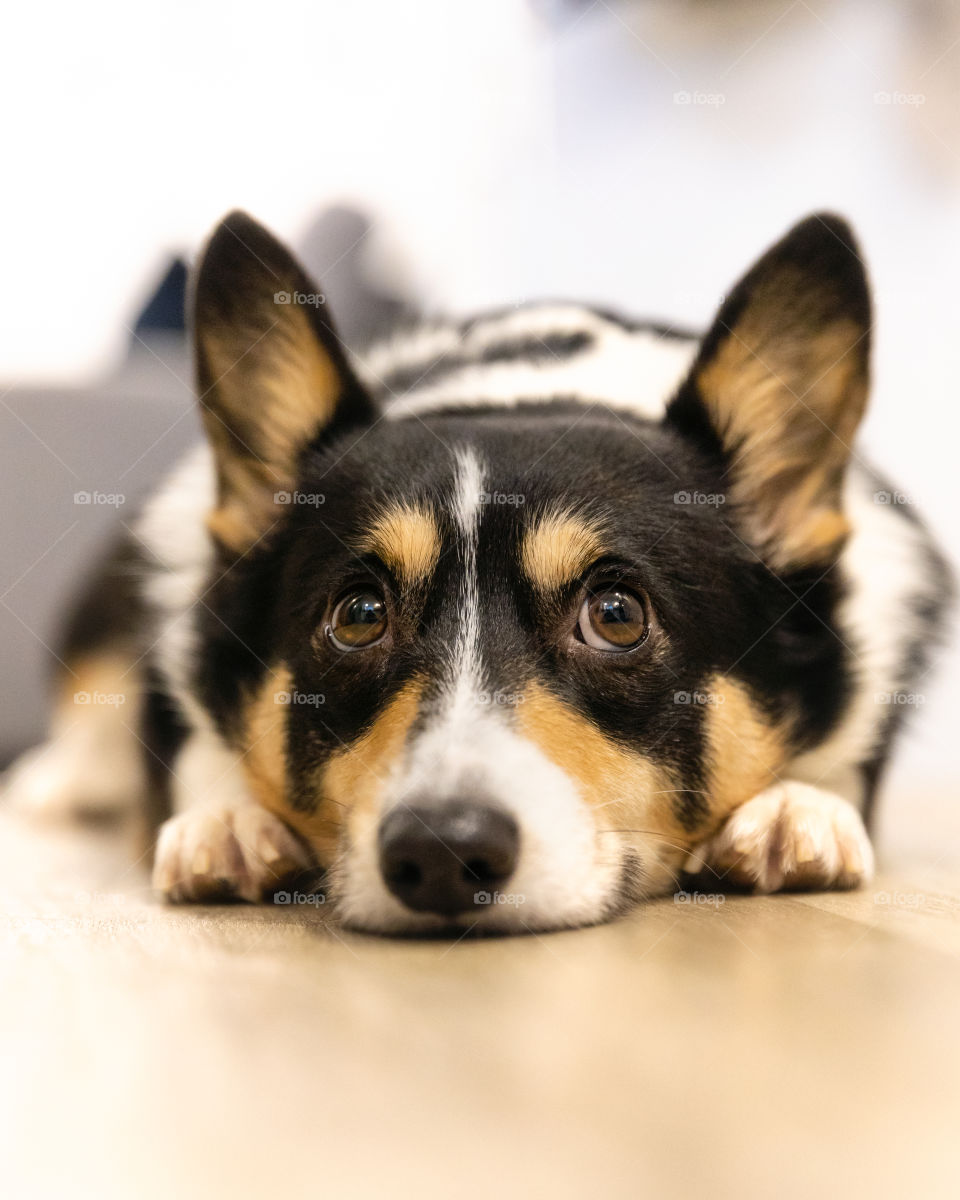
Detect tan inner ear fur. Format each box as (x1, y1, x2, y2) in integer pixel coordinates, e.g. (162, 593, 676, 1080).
(698, 307, 868, 571)
(201, 307, 344, 552)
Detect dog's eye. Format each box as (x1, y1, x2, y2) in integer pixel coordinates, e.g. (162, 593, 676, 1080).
(329, 589, 388, 651)
(577, 588, 648, 651)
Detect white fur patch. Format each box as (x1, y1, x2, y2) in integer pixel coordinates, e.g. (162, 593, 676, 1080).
(686, 780, 874, 893)
(153, 728, 312, 903)
(446, 445, 485, 716)
(371, 306, 697, 421)
(134, 443, 217, 735)
(337, 709, 623, 933)
(789, 462, 940, 801)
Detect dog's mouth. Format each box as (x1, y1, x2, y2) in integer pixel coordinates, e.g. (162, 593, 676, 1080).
(282, 826, 648, 938)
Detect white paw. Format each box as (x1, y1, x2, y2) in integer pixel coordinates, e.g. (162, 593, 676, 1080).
(685, 782, 874, 894)
(153, 802, 314, 903)
(3, 736, 141, 820)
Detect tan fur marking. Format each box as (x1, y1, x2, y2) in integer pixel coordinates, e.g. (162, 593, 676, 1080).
(360, 504, 441, 584)
(203, 306, 343, 551)
(320, 680, 424, 821)
(701, 675, 790, 823)
(59, 653, 140, 715)
(698, 306, 867, 570)
(517, 683, 689, 839)
(522, 513, 606, 593)
(244, 670, 424, 862)
(243, 665, 303, 816)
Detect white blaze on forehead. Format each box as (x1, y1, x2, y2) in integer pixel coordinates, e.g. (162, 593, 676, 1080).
(447, 445, 485, 714)
(451, 443, 485, 538)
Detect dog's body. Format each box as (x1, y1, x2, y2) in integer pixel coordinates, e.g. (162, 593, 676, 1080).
(6, 212, 951, 934)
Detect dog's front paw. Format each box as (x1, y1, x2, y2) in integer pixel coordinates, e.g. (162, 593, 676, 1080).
(685, 782, 874, 894)
(153, 803, 313, 903)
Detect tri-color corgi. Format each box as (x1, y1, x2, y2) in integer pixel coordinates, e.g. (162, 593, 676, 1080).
(5, 211, 952, 934)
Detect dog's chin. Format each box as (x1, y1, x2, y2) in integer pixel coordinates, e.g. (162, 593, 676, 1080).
(329, 870, 643, 938)
(323, 835, 675, 938)
(336, 901, 622, 939)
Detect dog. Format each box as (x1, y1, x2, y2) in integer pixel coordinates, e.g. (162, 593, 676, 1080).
(5, 210, 952, 934)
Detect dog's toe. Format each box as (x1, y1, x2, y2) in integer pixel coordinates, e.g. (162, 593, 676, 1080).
(685, 782, 874, 894)
(153, 803, 313, 903)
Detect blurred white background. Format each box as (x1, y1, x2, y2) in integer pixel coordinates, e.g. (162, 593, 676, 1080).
(2, 0, 957, 848)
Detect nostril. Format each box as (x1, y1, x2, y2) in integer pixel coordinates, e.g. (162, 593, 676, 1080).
(388, 860, 422, 890)
(378, 802, 520, 917)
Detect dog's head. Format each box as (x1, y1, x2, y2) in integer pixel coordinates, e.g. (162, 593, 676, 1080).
(190, 211, 870, 932)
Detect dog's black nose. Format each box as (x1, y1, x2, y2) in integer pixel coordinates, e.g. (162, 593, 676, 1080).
(378, 802, 519, 917)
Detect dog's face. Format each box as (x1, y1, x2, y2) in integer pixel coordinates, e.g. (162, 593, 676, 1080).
(190, 212, 870, 932)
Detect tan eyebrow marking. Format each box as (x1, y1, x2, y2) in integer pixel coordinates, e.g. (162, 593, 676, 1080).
(359, 502, 441, 584)
(521, 511, 606, 592)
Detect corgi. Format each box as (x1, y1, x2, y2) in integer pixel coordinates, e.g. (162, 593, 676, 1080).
(5, 210, 952, 934)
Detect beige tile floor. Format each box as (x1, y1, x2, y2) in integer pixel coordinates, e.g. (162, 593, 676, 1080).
(2, 807, 959, 1200)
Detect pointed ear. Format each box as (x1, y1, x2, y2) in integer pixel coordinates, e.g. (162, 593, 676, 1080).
(193, 210, 376, 552)
(666, 213, 871, 571)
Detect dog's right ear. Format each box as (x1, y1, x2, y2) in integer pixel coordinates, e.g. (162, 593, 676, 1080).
(193, 211, 376, 552)
(665, 213, 871, 572)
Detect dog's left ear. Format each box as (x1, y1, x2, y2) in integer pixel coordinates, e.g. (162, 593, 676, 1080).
(193, 210, 376, 552)
(667, 213, 871, 571)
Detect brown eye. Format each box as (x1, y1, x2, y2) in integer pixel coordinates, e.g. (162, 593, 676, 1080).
(578, 588, 648, 651)
(329, 589, 388, 651)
